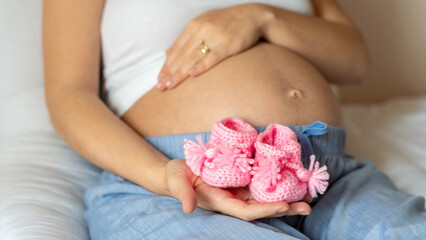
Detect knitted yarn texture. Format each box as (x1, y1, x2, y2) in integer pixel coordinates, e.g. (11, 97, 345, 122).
(249, 123, 329, 203)
(183, 117, 329, 202)
(184, 117, 257, 188)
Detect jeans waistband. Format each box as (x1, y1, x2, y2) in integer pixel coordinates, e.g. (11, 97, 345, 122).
(144, 122, 346, 161)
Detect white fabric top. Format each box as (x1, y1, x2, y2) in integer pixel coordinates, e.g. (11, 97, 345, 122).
(101, 0, 314, 116)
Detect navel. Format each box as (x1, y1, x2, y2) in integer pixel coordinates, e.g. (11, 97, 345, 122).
(288, 88, 303, 100)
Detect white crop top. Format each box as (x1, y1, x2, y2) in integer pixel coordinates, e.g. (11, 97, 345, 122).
(101, 0, 314, 116)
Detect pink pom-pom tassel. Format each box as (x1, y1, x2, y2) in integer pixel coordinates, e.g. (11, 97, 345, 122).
(183, 135, 208, 176)
(307, 155, 330, 198)
(250, 157, 282, 191)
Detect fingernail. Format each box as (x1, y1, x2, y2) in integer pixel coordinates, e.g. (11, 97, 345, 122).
(301, 212, 311, 215)
(165, 77, 174, 87)
(157, 79, 165, 88)
(159, 72, 164, 80)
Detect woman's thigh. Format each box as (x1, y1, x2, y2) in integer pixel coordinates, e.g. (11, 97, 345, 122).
(84, 171, 310, 240)
(303, 160, 426, 240)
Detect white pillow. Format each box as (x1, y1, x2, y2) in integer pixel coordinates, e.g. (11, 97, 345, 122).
(0, 0, 53, 141)
(0, 132, 101, 240)
(0, 1, 101, 239)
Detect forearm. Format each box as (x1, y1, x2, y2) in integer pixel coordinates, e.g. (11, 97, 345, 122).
(46, 88, 172, 197)
(258, 4, 369, 84)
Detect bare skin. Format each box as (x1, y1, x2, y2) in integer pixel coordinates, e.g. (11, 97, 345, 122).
(43, 0, 369, 221)
(121, 41, 342, 217)
(122, 41, 343, 137)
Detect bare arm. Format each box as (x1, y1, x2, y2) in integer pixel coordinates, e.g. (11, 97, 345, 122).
(156, 1, 369, 90)
(43, 0, 299, 219)
(43, 0, 170, 196)
(260, 0, 370, 84)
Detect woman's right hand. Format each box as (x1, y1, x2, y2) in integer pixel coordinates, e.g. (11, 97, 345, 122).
(165, 159, 312, 221)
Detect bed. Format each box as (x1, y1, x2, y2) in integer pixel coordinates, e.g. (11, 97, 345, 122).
(1, 1, 425, 239)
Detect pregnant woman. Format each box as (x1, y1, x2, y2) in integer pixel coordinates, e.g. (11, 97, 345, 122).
(43, 0, 426, 239)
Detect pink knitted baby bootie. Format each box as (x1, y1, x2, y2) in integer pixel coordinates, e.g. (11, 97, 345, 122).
(183, 117, 258, 188)
(249, 124, 329, 203)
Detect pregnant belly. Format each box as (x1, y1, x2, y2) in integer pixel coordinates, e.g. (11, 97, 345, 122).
(121, 42, 342, 137)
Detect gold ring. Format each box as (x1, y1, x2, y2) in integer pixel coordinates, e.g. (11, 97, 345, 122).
(199, 40, 210, 54)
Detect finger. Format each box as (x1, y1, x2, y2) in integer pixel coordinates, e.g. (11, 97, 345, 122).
(159, 18, 206, 70)
(163, 39, 223, 90)
(167, 169, 198, 214)
(181, 182, 198, 214)
(169, 19, 200, 56)
(280, 202, 312, 216)
(181, 171, 199, 214)
(156, 72, 167, 90)
(244, 200, 312, 218)
(188, 47, 224, 77)
(157, 24, 198, 89)
(157, 41, 200, 90)
(160, 41, 211, 90)
(162, 21, 197, 66)
(188, 37, 243, 77)
(218, 197, 289, 221)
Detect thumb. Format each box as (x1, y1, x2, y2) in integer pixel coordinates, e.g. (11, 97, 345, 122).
(181, 175, 198, 214)
(169, 169, 198, 214)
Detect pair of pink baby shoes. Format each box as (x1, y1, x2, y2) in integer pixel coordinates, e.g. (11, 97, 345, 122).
(183, 117, 329, 203)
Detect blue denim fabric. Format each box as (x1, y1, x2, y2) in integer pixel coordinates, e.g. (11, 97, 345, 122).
(84, 122, 426, 239)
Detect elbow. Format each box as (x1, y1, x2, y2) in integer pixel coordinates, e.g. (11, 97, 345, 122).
(339, 39, 370, 84)
(349, 31, 371, 84)
(44, 85, 74, 134)
(353, 45, 370, 83)
(347, 51, 370, 84)
(334, 51, 370, 85)
(44, 88, 62, 132)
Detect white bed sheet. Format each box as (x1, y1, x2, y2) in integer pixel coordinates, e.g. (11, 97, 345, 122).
(0, 132, 101, 240)
(342, 95, 426, 200)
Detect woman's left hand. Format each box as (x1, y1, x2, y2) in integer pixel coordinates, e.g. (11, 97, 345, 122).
(226, 187, 313, 217)
(157, 3, 272, 90)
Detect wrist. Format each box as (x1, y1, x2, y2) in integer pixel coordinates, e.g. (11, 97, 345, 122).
(247, 3, 278, 40)
(156, 161, 174, 198)
(133, 159, 173, 198)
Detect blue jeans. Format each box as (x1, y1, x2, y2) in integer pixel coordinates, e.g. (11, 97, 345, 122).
(84, 122, 426, 239)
